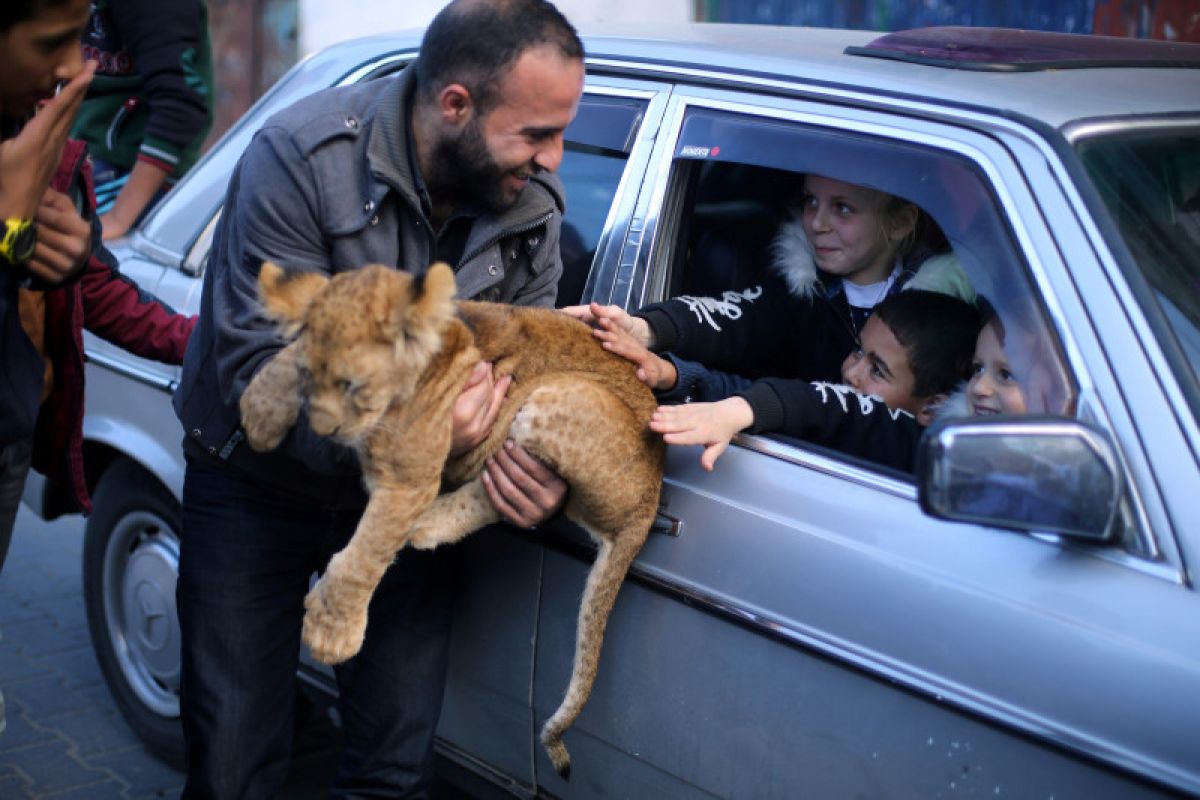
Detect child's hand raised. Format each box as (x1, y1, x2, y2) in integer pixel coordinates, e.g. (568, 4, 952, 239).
(650, 397, 755, 472)
(560, 302, 654, 347)
(596, 317, 677, 390)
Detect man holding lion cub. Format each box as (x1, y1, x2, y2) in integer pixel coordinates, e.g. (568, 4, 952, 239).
(172, 0, 585, 794)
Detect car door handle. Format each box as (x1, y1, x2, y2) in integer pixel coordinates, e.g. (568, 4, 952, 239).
(651, 509, 682, 537)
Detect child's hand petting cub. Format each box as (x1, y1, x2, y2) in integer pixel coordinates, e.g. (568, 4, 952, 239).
(650, 397, 755, 472)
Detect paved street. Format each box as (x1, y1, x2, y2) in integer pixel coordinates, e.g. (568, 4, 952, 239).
(0, 506, 340, 799)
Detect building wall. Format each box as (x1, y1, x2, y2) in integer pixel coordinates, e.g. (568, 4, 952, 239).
(298, 0, 693, 56)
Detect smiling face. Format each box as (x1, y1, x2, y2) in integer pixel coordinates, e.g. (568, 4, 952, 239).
(799, 174, 918, 286)
(840, 314, 924, 415)
(0, 0, 89, 120)
(967, 320, 1028, 416)
(430, 44, 584, 215)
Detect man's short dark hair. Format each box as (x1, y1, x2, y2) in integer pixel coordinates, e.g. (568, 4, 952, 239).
(0, 0, 71, 31)
(874, 289, 982, 398)
(415, 0, 584, 115)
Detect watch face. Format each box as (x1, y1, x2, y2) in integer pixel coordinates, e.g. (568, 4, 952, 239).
(12, 223, 36, 262)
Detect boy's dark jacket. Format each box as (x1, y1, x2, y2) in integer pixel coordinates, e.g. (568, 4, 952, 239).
(9, 141, 195, 512)
(661, 362, 925, 474)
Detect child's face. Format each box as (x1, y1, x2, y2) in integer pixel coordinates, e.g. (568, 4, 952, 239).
(799, 175, 915, 287)
(967, 321, 1028, 416)
(841, 315, 924, 416)
(0, 0, 89, 119)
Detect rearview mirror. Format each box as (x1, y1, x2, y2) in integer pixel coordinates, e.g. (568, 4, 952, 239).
(916, 417, 1121, 543)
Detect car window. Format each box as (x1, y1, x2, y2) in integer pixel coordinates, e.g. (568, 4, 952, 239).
(1077, 124, 1200, 428)
(556, 94, 646, 306)
(647, 106, 1078, 464)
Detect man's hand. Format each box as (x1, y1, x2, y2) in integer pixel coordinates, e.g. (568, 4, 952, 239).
(560, 302, 654, 348)
(450, 361, 510, 455)
(27, 188, 91, 284)
(649, 397, 755, 472)
(482, 440, 567, 528)
(0, 62, 95, 221)
(450, 361, 568, 527)
(594, 317, 677, 391)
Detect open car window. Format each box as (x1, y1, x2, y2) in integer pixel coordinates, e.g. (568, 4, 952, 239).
(646, 106, 1079, 469)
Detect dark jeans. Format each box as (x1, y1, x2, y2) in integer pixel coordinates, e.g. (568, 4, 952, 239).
(178, 456, 458, 799)
(0, 438, 33, 574)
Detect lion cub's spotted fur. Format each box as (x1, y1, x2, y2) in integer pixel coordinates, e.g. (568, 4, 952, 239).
(239, 261, 664, 779)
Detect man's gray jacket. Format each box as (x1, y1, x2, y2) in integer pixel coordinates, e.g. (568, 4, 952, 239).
(173, 67, 566, 506)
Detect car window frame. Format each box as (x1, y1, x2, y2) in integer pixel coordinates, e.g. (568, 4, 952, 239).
(616, 84, 1176, 570)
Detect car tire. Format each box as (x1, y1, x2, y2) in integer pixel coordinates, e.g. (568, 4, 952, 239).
(83, 458, 186, 769)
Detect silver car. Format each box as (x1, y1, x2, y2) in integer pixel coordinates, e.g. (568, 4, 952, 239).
(24, 24, 1200, 798)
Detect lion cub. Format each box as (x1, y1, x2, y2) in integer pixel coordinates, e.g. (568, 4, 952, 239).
(239, 261, 665, 779)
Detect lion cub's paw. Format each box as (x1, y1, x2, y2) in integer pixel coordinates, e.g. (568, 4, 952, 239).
(302, 576, 368, 664)
(240, 392, 301, 452)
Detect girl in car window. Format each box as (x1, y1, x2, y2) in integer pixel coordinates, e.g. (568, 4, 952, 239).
(938, 295, 1071, 420)
(564, 173, 974, 390)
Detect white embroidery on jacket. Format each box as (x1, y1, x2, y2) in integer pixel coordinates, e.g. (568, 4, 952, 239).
(811, 382, 914, 421)
(678, 286, 764, 331)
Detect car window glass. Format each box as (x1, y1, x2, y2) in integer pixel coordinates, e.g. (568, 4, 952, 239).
(1078, 126, 1200, 429)
(652, 107, 1078, 463)
(556, 95, 646, 306)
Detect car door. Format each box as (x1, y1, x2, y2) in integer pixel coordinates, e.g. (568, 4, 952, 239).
(528, 84, 1200, 798)
(433, 75, 674, 791)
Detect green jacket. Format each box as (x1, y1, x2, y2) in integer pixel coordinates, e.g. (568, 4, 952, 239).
(73, 0, 213, 180)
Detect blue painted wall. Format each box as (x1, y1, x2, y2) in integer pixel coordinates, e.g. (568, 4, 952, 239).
(699, 0, 1200, 40)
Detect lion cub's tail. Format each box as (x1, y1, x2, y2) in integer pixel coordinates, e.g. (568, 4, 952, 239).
(539, 529, 644, 780)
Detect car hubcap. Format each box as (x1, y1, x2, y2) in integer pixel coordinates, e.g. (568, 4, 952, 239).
(103, 510, 181, 718)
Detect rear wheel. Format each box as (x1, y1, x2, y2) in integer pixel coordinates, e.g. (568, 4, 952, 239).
(83, 458, 185, 768)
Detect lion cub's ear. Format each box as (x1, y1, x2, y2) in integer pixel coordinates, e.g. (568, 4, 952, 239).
(259, 262, 329, 337)
(403, 262, 456, 326)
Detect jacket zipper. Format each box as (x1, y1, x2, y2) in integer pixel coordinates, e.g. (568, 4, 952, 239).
(456, 211, 552, 268)
(105, 98, 140, 151)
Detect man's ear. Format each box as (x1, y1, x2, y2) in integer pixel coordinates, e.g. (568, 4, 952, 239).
(916, 392, 948, 427)
(258, 262, 328, 337)
(437, 83, 473, 127)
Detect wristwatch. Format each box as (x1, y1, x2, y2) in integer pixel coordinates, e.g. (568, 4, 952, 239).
(0, 218, 37, 266)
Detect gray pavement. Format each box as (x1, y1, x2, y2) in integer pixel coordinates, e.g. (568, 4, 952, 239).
(0, 506, 185, 798)
(0, 506, 341, 799)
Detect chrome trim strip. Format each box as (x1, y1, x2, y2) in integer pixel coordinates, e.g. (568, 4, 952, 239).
(129, 230, 185, 271)
(87, 350, 177, 393)
(336, 51, 414, 86)
(575, 79, 673, 304)
(1063, 114, 1200, 144)
(735, 433, 915, 500)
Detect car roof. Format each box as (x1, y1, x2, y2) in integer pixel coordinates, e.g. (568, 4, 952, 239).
(325, 23, 1200, 132)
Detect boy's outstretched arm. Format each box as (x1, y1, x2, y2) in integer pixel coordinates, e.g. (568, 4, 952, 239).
(650, 397, 754, 471)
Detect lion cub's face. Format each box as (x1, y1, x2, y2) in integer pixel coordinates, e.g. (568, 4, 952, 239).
(257, 262, 457, 443)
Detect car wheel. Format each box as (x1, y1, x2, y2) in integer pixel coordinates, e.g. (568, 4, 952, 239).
(83, 458, 185, 768)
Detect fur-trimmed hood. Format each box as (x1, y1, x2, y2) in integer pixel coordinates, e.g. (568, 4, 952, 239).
(767, 219, 976, 304)
(768, 219, 821, 298)
(934, 384, 972, 422)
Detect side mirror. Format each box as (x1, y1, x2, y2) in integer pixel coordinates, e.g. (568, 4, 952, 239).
(916, 416, 1122, 543)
